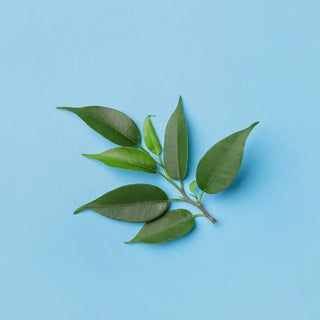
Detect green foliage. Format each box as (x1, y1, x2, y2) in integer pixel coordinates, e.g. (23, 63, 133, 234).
(74, 184, 169, 222)
(57, 106, 140, 146)
(164, 96, 188, 180)
(58, 97, 258, 244)
(126, 209, 194, 244)
(196, 122, 259, 194)
(143, 115, 162, 155)
(83, 147, 157, 173)
(189, 180, 196, 194)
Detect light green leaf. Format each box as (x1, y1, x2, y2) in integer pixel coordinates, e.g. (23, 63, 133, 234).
(74, 184, 169, 222)
(83, 147, 157, 173)
(196, 122, 259, 194)
(57, 106, 140, 146)
(143, 115, 162, 154)
(126, 209, 194, 244)
(189, 180, 196, 194)
(164, 96, 188, 180)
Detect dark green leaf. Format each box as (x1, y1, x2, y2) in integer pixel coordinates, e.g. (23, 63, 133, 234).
(83, 147, 157, 173)
(74, 184, 169, 222)
(189, 180, 196, 194)
(125, 209, 194, 244)
(196, 122, 259, 194)
(164, 96, 188, 180)
(143, 115, 162, 155)
(57, 106, 140, 146)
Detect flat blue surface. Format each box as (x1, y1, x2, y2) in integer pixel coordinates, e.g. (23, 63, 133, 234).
(1, 1, 319, 319)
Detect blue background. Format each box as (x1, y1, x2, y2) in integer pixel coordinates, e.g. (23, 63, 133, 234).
(1, 1, 319, 319)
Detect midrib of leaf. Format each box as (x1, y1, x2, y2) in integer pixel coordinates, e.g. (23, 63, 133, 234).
(173, 120, 180, 177)
(96, 155, 156, 172)
(84, 200, 167, 209)
(83, 109, 137, 144)
(149, 131, 159, 150)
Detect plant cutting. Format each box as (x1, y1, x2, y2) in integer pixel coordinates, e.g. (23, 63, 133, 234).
(57, 97, 258, 244)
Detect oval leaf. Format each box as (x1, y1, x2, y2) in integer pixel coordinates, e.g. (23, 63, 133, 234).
(143, 115, 162, 154)
(189, 180, 196, 194)
(83, 147, 157, 173)
(57, 106, 140, 146)
(164, 96, 188, 180)
(125, 209, 194, 244)
(74, 184, 169, 222)
(196, 122, 259, 194)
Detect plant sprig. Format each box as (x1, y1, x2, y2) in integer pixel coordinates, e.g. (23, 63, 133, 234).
(57, 96, 258, 244)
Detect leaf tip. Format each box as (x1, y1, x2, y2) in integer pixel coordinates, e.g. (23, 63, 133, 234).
(81, 153, 94, 159)
(73, 204, 88, 214)
(251, 121, 259, 128)
(56, 106, 72, 111)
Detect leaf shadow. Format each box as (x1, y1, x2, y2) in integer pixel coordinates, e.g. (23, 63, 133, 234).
(220, 166, 251, 195)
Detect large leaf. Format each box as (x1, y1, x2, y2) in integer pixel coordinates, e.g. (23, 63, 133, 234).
(143, 115, 162, 155)
(196, 122, 259, 194)
(83, 147, 157, 173)
(164, 96, 188, 180)
(74, 184, 169, 222)
(125, 209, 194, 244)
(57, 106, 140, 146)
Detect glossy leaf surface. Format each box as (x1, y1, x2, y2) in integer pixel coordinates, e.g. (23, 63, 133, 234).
(143, 115, 162, 154)
(74, 184, 169, 222)
(196, 122, 259, 194)
(83, 147, 157, 173)
(126, 209, 194, 244)
(57, 106, 140, 146)
(164, 96, 188, 180)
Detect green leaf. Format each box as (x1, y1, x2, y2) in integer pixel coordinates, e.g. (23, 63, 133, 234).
(57, 106, 140, 146)
(125, 209, 194, 244)
(196, 122, 259, 194)
(189, 180, 196, 194)
(143, 115, 162, 155)
(74, 184, 169, 222)
(83, 147, 157, 173)
(164, 96, 188, 180)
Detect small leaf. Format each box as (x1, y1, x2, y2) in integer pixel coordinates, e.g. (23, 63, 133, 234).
(126, 209, 194, 244)
(189, 180, 196, 194)
(196, 122, 259, 194)
(164, 96, 188, 180)
(143, 115, 162, 155)
(57, 106, 140, 146)
(83, 147, 157, 173)
(74, 184, 169, 222)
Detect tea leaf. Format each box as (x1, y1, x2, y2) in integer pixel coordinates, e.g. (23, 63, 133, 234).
(125, 209, 194, 244)
(143, 115, 162, 155)
(164, 96, 188, 180)
(196, 122, 259, 194)
(83, 147, 157, 173)
(57, 106, 140, 146)
(189, 180, 196, 194)
(74, 184, 169, 222)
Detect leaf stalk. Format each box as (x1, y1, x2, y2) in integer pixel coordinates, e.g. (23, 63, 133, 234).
(178, 188, 217, 224)
(142, 145, 217, 224)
